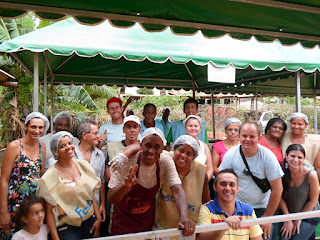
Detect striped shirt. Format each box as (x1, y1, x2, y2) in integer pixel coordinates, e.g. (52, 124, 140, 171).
(198, 199, 262, 240)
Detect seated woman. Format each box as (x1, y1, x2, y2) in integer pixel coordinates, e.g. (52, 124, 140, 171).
(212, 117, 241, 175)
(184, 115, 213, 180)
(260, 118, 287, 165)
(36, 131, 101, 240)
(0, 112, 48, 240)
(155, 135, 210, 235)
(280, 144, 319, 240)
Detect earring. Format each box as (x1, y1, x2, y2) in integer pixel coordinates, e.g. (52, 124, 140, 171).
(285, 162, 288, 169)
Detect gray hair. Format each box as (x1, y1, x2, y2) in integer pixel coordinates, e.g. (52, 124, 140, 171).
(173, 135, 199, 158)
(77, 119, 97, 140)
(53, 111, 72, 124)
(50, 131, 74, 160)
(25, 112, 49, 136)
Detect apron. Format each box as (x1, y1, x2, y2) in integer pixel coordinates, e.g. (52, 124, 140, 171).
(111, 153, 160, 235)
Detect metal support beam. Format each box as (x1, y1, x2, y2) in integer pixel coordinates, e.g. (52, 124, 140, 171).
(211, 91, 215, 139)
(255, 87, 258, 121)
(295, 71, 301, 112)
(50, 75, 54, 132)
(33, 53, 39, 112)
(44, 59, 47, 116)
(314, 73, 318, 134)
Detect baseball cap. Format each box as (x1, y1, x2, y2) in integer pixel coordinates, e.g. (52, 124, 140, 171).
(106, 97, 122, 107)
(123, 115, 141, 126)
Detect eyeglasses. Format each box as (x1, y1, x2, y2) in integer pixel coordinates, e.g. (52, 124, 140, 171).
(227, 128, 239, 132)
(86, 131, 99, 136)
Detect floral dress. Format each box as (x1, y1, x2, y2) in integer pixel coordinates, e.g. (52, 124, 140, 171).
(0, 140, 43, 240)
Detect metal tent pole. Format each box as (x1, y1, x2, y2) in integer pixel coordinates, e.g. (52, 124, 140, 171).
(314, 73, 318, 133)
(211, 91, 215, 139)
(44, 59, 47, 116)
(33, 53, 39, 112)
(295, 71, 301, 112)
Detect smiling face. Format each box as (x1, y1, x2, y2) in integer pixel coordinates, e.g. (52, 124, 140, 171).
(239, 123, 260, 152)
(140, 135, 164, 166)
(143, 106, 157, 123)
(23, 203, 45, 229)
(185, 118, 201, 138)
(214, 172, 239, 203)
(107, 102, 123, 121)
(285, 150, 305, 170)
(57, 136, 75, 160)
(184, 103, 199, 117)
(54, 118, 71, 132)
(26, 118, 45, 140)
(84, 124, 99, 146)
(173, 144, 195, 171)
(268, 121, 285, 140)
(225, 123, 240, 141)
(290, 117, 307, 136)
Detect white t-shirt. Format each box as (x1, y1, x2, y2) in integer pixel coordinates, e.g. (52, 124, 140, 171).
(99, 121, 125, 144)
(12, 224, 49, 240)
(219, 144, 284, 209)
(108, 151, 181, 189)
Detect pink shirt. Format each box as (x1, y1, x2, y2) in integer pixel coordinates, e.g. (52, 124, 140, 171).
(212, 141, 228, 164)
(260, 136, 283, 165)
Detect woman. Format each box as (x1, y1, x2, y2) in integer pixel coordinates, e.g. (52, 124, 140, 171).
(36, 131, 101, 240)
(0, 112, 48, 240)
(212, 117, 241, 175)
(260, 118, 287, 165)
(280, 144, 319, 240)
(183, 115, 213, 180)
(155, 135, 210, 237)
(281, 112, 320, 168)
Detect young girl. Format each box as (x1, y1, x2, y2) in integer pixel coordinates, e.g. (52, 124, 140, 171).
(12, 196, 48, 240)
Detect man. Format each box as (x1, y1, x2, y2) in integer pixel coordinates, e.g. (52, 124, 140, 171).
(197, 169, 263, 240)
(108, 128, 195, 236)
(74, 119, 106, 224)
(219, 122, 283, 239)
(39, 111, 79, 170)
(155, 107, 171, 138)
(166, 98, 209, 147)
(105, 115, 141, 182)
(140, 103, 164, 135)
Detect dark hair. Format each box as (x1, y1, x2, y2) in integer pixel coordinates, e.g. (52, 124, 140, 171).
(281, 144, 306, 200)
(265, 118, 287, 134)
(15, 196, 45, 230)
(183, 98, 198, 111)
(143, 103, 156, 112)
(214, 168, 239, 186)
(240, 121, 261, 136)
(77, 119, 97, 140)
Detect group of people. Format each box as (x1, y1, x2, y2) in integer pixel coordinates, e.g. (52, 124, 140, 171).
(0, 96, 319, 240)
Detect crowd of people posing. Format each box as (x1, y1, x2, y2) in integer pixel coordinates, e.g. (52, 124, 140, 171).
(0, 96, 319, 240)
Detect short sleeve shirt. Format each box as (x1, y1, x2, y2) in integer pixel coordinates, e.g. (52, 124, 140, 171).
(219, 144, 284, 208)
(108, 151, 181, 189)
(198, 199, 263, 240)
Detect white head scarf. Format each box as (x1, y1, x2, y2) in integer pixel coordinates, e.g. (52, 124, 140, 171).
(141, 127, 166, 146)
(173, 135, 199, 158)
(50, 131, 74, 160)
(25, 112, 49, 136)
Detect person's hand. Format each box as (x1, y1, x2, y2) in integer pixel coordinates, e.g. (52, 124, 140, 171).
(126, 96, 133, 105)
(280, 220, 293, 239)
(99, 130, 107, 143)
(260, 223, 272, 239)
(123, 143, 141, 158)
(125, 165, 138, 189)
(90, 217, 101, 238)
(177, 219, 196, 236)
(225, 216, 242, 230)
(0, 211, 11, 230)
(99, 204, 106, 222)
(292, 219, 301, 235)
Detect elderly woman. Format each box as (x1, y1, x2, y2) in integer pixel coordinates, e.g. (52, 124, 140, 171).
(281, 113, 320, 169)
(155, 135, 210, 235)
(260, 118, 287, 165)
(183, 115, 213, 180)
(0, 112, 48, 239)
(37, 131, 101, 240)
(280, 144, 319, 240)
(108, 128, 195, 236)
(212, 117, 241, 175)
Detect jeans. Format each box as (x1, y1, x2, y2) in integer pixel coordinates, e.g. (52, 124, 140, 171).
(280, 220, 316, 240)
(57, 216, 95, 240)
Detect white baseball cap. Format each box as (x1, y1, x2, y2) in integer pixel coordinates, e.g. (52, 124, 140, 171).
(123, 115, 141, 126)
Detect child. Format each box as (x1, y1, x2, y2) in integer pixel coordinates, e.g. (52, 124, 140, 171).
(12, 196, 48, 240)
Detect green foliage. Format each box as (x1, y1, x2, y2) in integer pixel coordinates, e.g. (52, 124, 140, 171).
(137, 87, 154, 95)
(83, 84, 117, 100)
